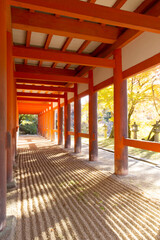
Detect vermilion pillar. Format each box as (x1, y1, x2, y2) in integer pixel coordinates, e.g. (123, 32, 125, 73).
(74, 84, 81, 153)
(7, 10, 14, 183)
(64, 93, 70, 148)
(47, 108, 50, 139)
(66, 103, 71, 148)
(0, 0, 7, 231)
(43, 112, 45, 137)
(114, 48, 128, 175)
(89, 70, 98, 161)
(58, 99, 63, 145)
(50, 106, 53, 141)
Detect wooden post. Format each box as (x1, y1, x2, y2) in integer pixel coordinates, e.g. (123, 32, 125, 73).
(74, 84, 81, 153)
(0, 0, 7, 231)
(64, 93, 70, 148)
(47, 108, 50, 139)
(7, 6, 14, 184)
(67, 103, 71, 148)
(89, 70, 98, 161)
(58, 99, 63, 145)
(50, 106, 53, 141)
(114, 48, 128, 176)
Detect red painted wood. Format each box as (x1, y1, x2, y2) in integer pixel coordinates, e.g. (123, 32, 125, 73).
(11, 0, 160, 33)
(7, 30, 14, 184)
(0, 0, 7, 231)
(123, 138, 160, 152)
(64, 93, 68, 148)
(74, 84, 81, 153)
(13, 46, 115, 68)
(12, 7, 119, 44)
(58, 99, 63, 145)
(89, 70, 98, 161)
(114, 48, 128, 176)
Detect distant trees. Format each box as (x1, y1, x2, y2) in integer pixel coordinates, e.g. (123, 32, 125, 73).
(19, 114, 38, 135)
(81, 66, 160, 140)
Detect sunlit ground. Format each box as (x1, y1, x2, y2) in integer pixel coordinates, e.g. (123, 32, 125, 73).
(97, 137, 160, 163)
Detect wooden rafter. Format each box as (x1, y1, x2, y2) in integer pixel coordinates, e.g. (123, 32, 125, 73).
(112, 0, 127, 9)
(52, 37, 72, 68)
(16, 79, 66, 86)
(17, 97, 58, 102)
(15, 64, 76, 76)
(39, 34, 53, 67)
(13, 46, 115, 68)
(65, 40, 90, 70)
(77, 0, 160, 76)
(16, 84, 75, 92)
(10, 0, 160, 33)
(14, 72, 89, 84)
(17, 92, 65, 98)
(12, 8, 120, 44)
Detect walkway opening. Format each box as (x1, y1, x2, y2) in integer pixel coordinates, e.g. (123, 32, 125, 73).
(19, 114, 38, 135)
(98, 85, 114, 151)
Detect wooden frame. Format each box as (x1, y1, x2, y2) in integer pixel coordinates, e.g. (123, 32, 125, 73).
(13, 46, 115, 68)
(11, 0, 160, 33)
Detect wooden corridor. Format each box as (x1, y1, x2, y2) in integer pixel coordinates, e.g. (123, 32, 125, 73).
(14, 136, 160, 240)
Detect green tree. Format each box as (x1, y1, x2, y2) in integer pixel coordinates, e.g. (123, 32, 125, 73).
(81, 66, 160, 139)
(19, 114, 38, 135)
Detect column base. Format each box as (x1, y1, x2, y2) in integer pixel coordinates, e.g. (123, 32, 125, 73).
(0, 216, 16, 240)
(7, 179, 17, 190)
(13, 161, 18, 170)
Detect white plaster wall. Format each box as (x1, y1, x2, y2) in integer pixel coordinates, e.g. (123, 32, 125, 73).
(68, 92, 74, 100)
(122, 32, 160, 71)
(66, 32, 160, 100)
(93, 67, 113, 86)
(78, 83, 88, 95)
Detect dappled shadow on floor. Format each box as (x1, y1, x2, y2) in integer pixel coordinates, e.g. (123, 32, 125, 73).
(15, 136, 160, 240)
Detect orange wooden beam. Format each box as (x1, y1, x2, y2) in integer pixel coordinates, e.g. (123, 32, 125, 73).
(89, 70, 98, 161)
(123, 52, 160, 79)
(14, 72, 89, 84)
(13, 46, 115, 68)
(74, 84, 81, 153)
(76, 0, 160, 77)
(16, 84, 75, 92)
(112, 0, 127, 9)
(78, 133, 89, 138)
(16, 79, 66, 86)
(17, 92, 65, 98)
(10, 0, 160, 33)
(0, 0, 7, 230)
(123, 138, 160, 153)
(114, 49, 128, 176)
(12, 8, 119, 44)
(58, 99, 63, 145)
(15, 64, 76, 76)
(17, 97, 58, 102)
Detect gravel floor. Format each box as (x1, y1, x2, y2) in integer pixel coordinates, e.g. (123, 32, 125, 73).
(14, 136, 160, 240)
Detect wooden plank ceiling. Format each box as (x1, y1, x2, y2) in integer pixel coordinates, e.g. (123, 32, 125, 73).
(11, 0, 159, 112)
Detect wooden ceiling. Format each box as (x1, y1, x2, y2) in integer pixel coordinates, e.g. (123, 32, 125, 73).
(11, 0, 160, 112)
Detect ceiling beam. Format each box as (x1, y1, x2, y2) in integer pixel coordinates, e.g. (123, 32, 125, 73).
(77, 0, 160, 76)
(112, 0, 127, 9)
(12, 8, 120, 44)
(17, 92, 65, 98)
(17, 97, 58, 102)
(14, 72, 89, 84)
(13, 46, 115, 68)
(15, 64, 76, 76)
(16, 84, 75, 92)
(10, 0, 160, 34)
(16, 79, 66, 86)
